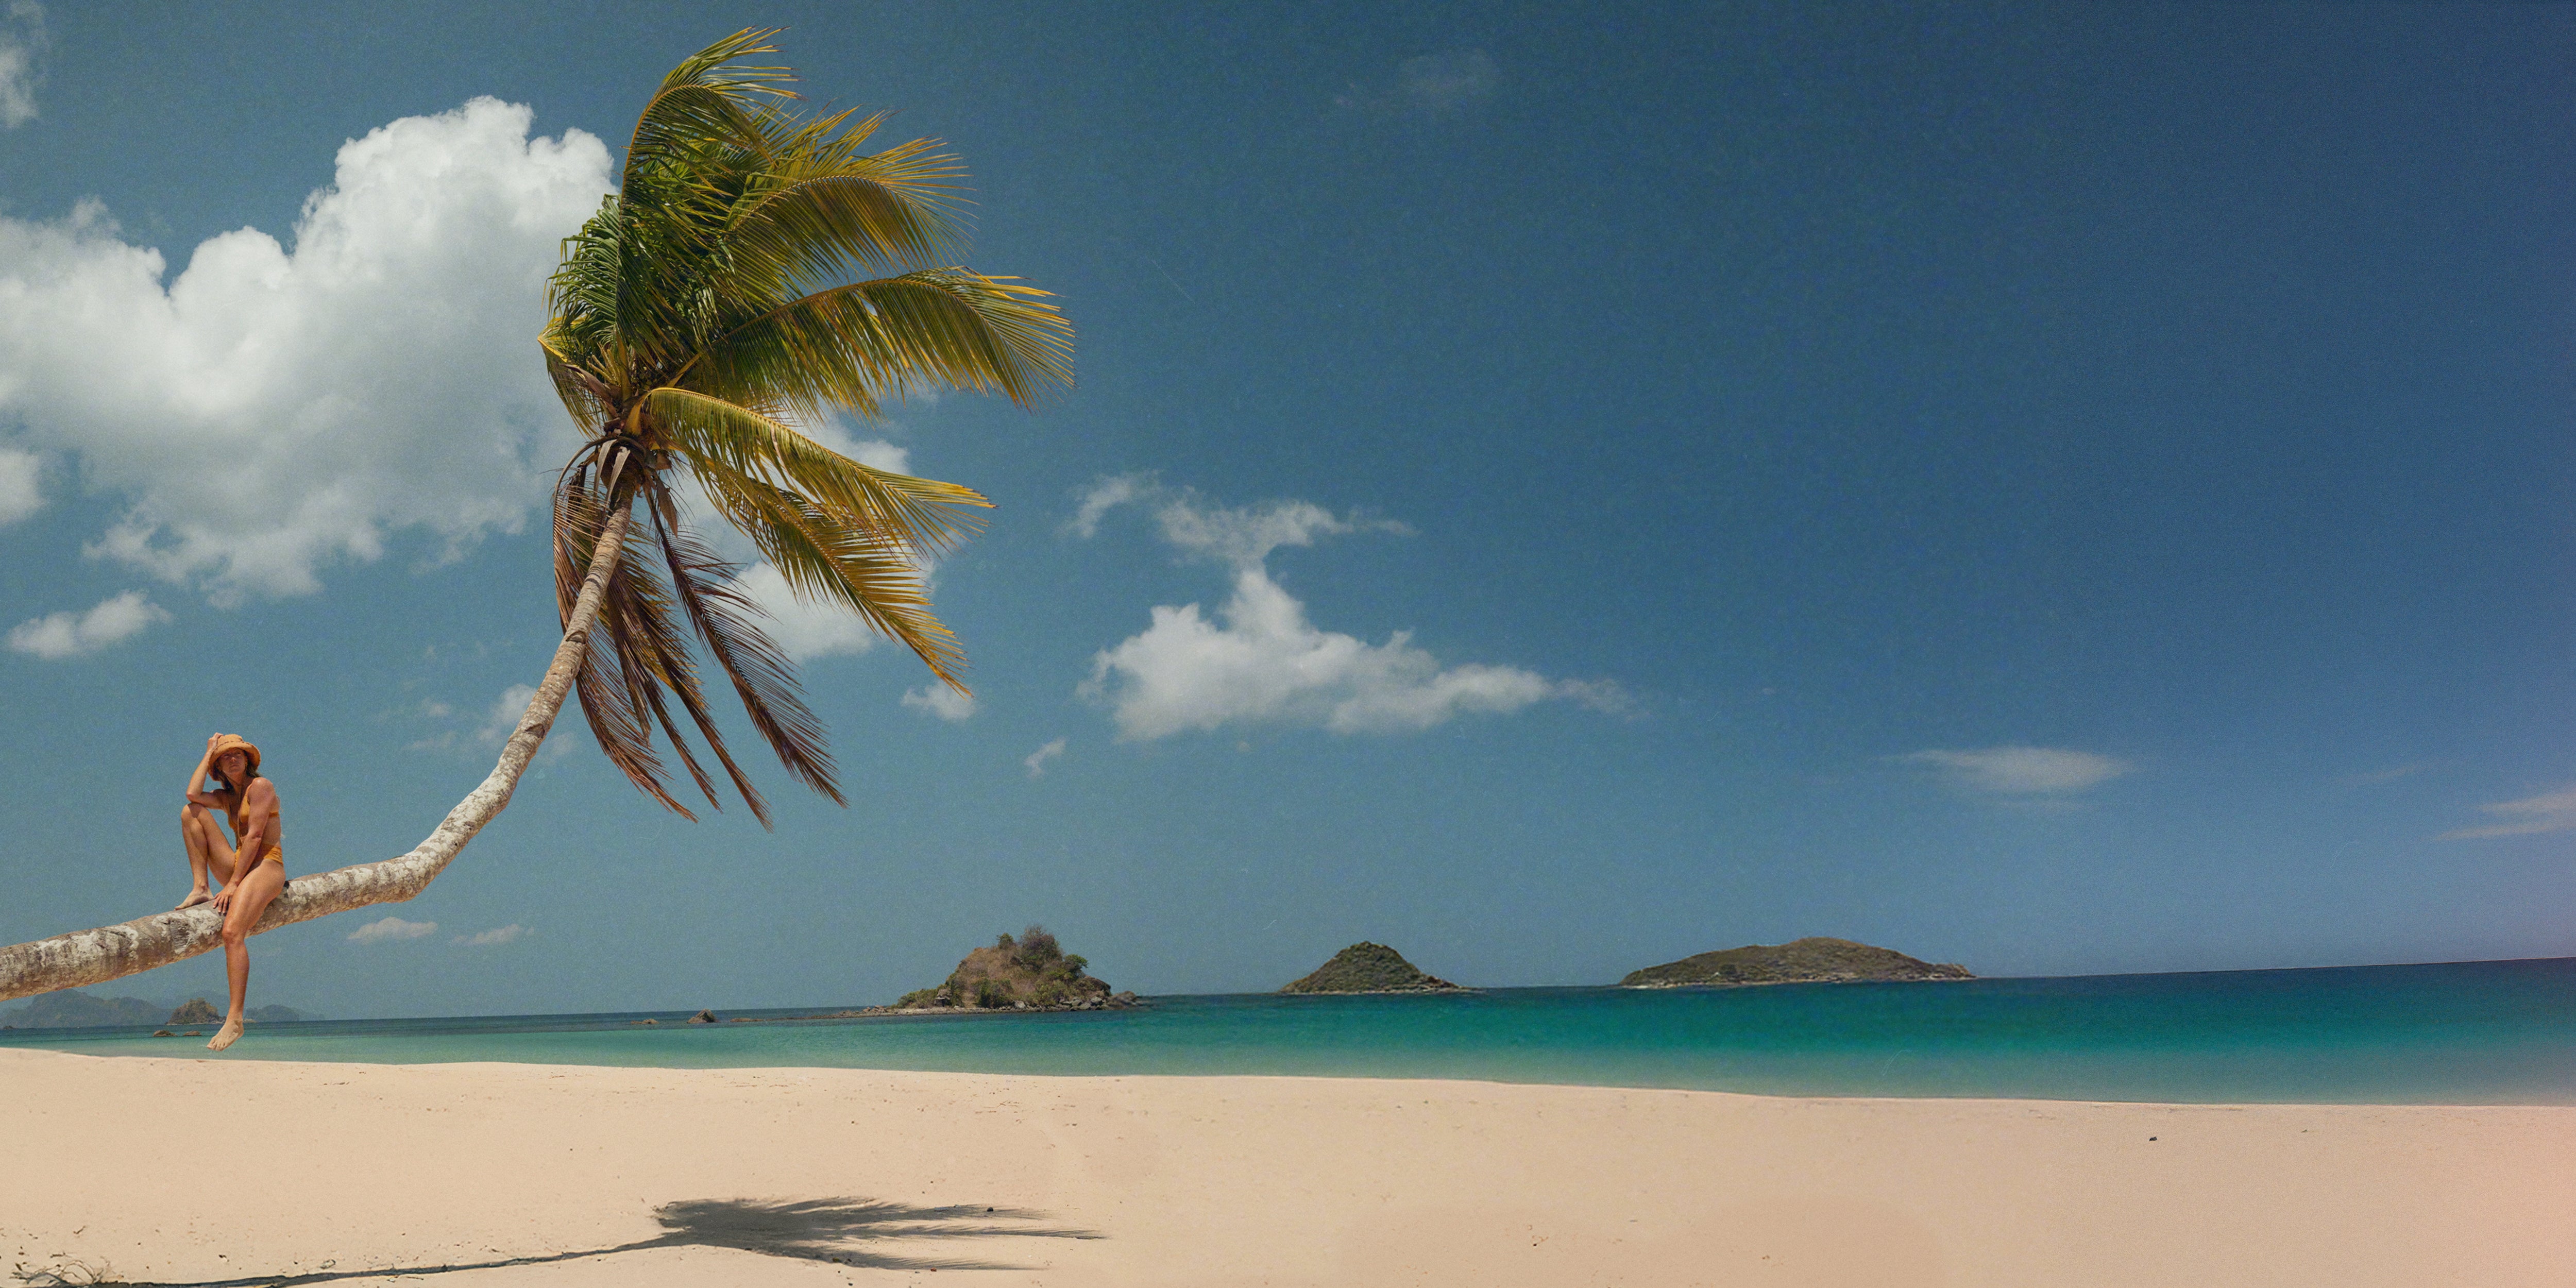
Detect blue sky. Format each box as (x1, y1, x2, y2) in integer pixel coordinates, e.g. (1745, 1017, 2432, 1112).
(1, 2, 2570, 1017)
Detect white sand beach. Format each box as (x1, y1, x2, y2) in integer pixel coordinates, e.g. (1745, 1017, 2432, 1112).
(3, 1046, 2569, 1287)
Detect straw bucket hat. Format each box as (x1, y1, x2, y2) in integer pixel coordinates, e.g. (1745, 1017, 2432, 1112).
(209, 733, 262, 778)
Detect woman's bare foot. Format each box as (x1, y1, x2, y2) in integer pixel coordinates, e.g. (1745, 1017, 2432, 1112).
(175, 888, 212, 911)
(206, 1017, 243, 1051)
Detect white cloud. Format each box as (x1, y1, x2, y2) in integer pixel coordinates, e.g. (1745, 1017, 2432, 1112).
(479, 683, 536, 745)
(1157, 498, 1408, 569)
(902, 684, 976, 721)
(0, 97, 612, 604)
(347, 915, 437, 943)
(1065, 472, 1154, 538)
(410, 682, 564, 757)
(0, 3, 44, 130)
(831, 435, 911, 477)
(6, 589, 168, 658)
(0, 447, 38, 523)
(1064, 476, 1409, 567)
(1078, 488, 1618, 740)
(2442, 785, 2576, 840)
(1900, 746, 2132, 795)
(454, 923, 529, 947)
(731, 562, 879, 661)
(1024, 737, 1066, 777)
(1083, 566, 1613, 739)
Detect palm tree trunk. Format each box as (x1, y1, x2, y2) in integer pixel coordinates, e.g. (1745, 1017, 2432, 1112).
(0, 508, 635, 1004)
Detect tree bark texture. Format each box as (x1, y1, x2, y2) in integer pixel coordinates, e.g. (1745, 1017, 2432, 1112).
(0, 507, 634, 1004)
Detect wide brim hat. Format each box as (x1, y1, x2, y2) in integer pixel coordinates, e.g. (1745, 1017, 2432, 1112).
(210, 734, 262, 777)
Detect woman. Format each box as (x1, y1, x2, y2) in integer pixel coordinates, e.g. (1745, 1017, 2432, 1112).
(177, 733, 285, 1052)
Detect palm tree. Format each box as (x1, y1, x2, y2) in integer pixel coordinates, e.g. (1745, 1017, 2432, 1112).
(0, 29, 1071, 1002)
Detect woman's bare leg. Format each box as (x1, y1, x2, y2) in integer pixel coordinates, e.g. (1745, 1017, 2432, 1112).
(208, 857, 282, 1052)
(176, 803, 235, 911)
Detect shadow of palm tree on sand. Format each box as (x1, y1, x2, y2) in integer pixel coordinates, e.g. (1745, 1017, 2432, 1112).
(12, 1197, 1099, 1286)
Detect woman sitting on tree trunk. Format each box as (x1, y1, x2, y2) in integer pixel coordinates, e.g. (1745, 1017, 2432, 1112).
(176, 733, 285, 1051)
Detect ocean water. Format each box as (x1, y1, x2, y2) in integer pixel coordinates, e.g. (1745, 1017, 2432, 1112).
(6, 957, 2572, 1104)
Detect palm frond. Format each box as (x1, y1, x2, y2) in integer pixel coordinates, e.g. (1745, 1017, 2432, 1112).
(600, 547, 724, 819)
(540, 337, 615, 431)
(623, 29, 796, 196)
(532, 31, 1065, 821)
(712, 125, 971, 291)
(687, 272, 1075, 419)
(696, 469, 972, 691)
(648, 488, 842, 808)
(554, 479, 692, 817)
(645, 387, 990, 555)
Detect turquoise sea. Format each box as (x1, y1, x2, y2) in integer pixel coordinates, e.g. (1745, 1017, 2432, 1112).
(6, 957, 2572, 1104)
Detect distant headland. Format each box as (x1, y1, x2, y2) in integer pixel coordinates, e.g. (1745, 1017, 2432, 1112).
(1619, 938, 1971, 988)
(0, 990, 313, 1029)
(1281, 943, 1469, 994)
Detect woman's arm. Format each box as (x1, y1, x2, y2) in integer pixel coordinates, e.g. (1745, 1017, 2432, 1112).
(182, 734, 227, 808)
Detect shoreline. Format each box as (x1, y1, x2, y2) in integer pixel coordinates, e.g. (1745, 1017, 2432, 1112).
(7, 1048, 2572, 1286)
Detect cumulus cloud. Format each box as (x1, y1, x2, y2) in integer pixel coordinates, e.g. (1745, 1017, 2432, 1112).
(1076, 487, 1623, 741)
(0, 97, 612, 604)
(1084, 566, 1615, 739)
(2441, 785, 2576, 840)
(347, 915, 437, 943)
(0, 3, 44, 129)
(1024, 737, 1065, 777)
(902, 684, 976, 721)
(728, 562, 881, 661)
(0, 448, 36, 524)
(6, 589, 168, 658)
(454, 923, 530, 947)
(1900, 746, 2132, 796)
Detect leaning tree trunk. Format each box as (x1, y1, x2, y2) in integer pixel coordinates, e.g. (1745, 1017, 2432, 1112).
(0, 508, 634, 1004)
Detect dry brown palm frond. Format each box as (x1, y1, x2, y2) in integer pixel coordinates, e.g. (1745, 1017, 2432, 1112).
(648, 486, 841, 809)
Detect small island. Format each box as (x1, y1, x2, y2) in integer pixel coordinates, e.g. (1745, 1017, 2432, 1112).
(885, 926, 1140, 1012)
(1280, 942, 1469, 994)
(1620, 937, 1972, 988)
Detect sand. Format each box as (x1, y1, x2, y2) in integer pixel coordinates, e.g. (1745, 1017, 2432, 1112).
(2, 1047, 2569, 1287)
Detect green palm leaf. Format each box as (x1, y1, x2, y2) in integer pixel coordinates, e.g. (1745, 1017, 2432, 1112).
(536, 29, 1072, 818)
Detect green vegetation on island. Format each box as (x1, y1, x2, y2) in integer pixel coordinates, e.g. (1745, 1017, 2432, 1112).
(1281, 943, 1468, 994)
(891, 926, 1140, 1012)
(1619, 938, 1972, 988)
